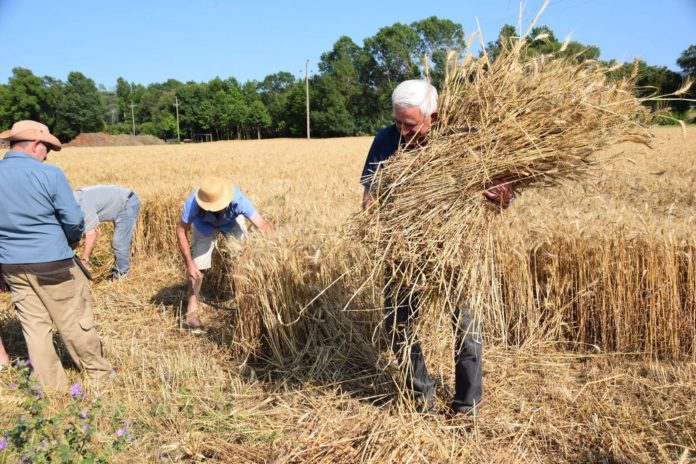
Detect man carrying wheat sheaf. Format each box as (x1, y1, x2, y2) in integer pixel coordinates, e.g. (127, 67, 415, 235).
(175, 177, 273, 329)
(360, 80, 514, 416)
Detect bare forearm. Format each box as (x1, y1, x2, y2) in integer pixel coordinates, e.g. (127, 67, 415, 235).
(175, 223, 194, 266)
(82, 229, 97, 260)
(361, 188, 373, 210)
(248, 212, 274, 236)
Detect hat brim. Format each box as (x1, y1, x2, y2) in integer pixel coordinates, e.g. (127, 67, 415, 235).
(195, 183, 233, 212)
(0, 128, 62, 151)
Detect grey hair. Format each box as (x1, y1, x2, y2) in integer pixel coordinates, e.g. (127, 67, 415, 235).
(391, 79, 438, 117)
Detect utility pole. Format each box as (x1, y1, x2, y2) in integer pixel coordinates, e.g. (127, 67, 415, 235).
(173, 96, 181, 141)
(129, 101, 137, 136)
(305, 59, 310, 141)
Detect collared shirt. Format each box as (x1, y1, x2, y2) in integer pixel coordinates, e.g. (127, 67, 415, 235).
(360, 124, 477, 188)
(180, 185, 256, 236)
(360, 124, 402, 188)
(74, 185, 132, 230)
(0, 150, 84, 264)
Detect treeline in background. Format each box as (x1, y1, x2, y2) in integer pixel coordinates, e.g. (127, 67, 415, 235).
(1, 18, 694, 143)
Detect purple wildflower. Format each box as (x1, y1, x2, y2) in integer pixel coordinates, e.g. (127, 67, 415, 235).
(68, 382, 82, 398)
(24, 359, 31, 366)
(82, 424, 88, 433)
(0, 438, 6, 449)
(79, 411, 88, 420)
(8, 382, 17, 389)
(116, 426, 127, 438)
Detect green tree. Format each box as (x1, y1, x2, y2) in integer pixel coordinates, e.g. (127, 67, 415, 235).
(606, 60, 690, 117)
(54, 72, 104, 141)
(677, 44, 696, 76)
(527, 26, 600, 62)
(411, 17, 465, 87)
(319, 36, 378, 133)
(245, 100, 272, 139)
(99, 84, 120, 127)
(485, 24, 517, 60)
(115, 78, 146, 133)
(310, 74, 356, 137)
(0, 68, 52, 130)
(258, 71, 297, 136)
(486, 24, 600, 63)
(283, 82, 310, 137)
(363, 23, 421, 87)
(138, 82, 181, 139)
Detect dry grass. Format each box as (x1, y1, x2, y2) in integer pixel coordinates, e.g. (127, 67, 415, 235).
(350, 32, 694, 370)
(0, 129, 695, 462)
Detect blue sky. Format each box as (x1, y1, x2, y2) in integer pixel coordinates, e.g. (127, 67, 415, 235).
(0, 0, 694, 88)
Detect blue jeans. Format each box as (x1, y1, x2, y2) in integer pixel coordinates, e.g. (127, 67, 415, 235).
(112, 192, 141, 278)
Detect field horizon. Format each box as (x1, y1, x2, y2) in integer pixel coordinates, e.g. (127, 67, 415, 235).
(1, 126, 694, 463)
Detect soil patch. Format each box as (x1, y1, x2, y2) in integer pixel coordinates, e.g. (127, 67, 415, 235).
(66, 132, 164, 147)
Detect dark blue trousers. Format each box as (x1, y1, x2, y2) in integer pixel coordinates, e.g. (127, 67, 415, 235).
(384, 289, 483, 407)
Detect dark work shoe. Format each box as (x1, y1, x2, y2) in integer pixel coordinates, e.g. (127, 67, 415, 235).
(451, 400, 479, 417)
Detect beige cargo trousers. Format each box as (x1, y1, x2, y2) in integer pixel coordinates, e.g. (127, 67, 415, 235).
(2, 258, 114, 391)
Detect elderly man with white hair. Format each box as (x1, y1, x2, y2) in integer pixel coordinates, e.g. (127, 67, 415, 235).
(360, 80, 514, 416)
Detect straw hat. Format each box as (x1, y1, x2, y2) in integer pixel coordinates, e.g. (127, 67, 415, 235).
(0, 120, 62, 151)
(195, 177, 233, 212)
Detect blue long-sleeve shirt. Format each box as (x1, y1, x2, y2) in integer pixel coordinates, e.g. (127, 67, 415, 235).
(0, 150, 84, 264)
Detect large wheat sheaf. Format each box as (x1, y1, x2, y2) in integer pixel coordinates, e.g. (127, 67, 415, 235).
(351, 32, 667, 322)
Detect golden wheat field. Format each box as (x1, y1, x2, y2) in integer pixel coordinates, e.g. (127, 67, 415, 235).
(1, 126, 695, 463)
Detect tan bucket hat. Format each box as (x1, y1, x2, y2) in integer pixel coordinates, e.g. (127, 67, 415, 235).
(0, 120, 62, 151)
(195, 177, 233, 212)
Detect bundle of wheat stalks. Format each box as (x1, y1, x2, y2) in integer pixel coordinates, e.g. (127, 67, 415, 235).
(352, 34, 673, 318)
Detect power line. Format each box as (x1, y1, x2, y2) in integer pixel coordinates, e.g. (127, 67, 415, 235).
(129, 101, 137, 136)
(173, 96, 181, 141)
(305, 59, 311, 141)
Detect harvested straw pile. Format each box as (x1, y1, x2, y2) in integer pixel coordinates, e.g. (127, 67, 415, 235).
(206, 233, 386, 379)
(353, 31, 663, 321)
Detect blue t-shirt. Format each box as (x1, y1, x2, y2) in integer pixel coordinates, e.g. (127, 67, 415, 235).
(360, 124, 402, 188)
(180, 185, 256, 236)
(0, 150, 84, 264)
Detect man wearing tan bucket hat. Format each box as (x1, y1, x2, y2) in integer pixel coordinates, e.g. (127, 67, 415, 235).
(176, 177, 273, 329)
(0, 120, 115, 392)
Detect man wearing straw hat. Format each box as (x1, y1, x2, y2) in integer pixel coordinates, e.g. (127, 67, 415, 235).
(73, 184, 141, 279)
(0, 120, 115, 392)
(176, 177, 273, 329)
(361, 80, 513, 416)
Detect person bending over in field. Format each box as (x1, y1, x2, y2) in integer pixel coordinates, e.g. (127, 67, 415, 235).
(73, 185, 141, 279)
(360, 80, 514, 416)
(175, 177, 273, 329)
